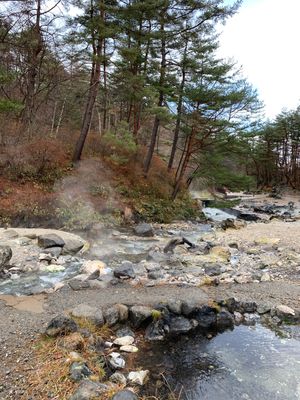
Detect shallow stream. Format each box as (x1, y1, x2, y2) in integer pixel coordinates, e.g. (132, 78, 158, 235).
(138, 324, 300, 400)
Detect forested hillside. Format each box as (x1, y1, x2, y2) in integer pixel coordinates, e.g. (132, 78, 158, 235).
(0, 0, 299, 225)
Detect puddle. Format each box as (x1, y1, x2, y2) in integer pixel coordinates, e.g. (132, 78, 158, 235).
(137, 324, 300, 400)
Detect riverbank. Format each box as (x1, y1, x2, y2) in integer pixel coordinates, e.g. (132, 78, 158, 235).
(1, 195, 300, 399)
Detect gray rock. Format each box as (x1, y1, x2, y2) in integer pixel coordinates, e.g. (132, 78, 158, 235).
(167, 299, 182, 315)
(204, 264, 222, 276)
(116, 327, 135, 338)
(192, 306, 217, 329)
(0, 245, 12, 270)
(181, 300, 198, 316)
(42, 246, 62, 258)
(148, 271, 164, 280)
(257, 304, 271, 315)
(114, 261, 135, 279)
(71, 304, 104, 327)
(45, 316, 78, 337)
(70, 362, 91, 381)
(168, 316, 194, 335)
(68, 280, 90, 291)
(145, 320, 166, 341)
(111, 390, 138, 400)
(70, 380, 108, 400)
(116, 304, 129, 322)
(134, 223, 154, 237)
(103, 306, 119, 327)
(38, 234, 65, 248)
(130, 306, 152, 328)
(63, 238, 85, 254)
(109, 372, 127, 385)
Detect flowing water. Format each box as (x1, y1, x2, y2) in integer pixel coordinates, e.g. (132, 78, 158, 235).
(138, 324, 300, 400)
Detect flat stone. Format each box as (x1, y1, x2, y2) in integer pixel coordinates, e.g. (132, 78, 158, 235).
(71, 304, 104, 327)
(113, 336, 134, 346)
(69, 280, 90, 291)
(38, 233, 65, 248)
(120, 345, 138, 353)
(70, 380, 108, 400)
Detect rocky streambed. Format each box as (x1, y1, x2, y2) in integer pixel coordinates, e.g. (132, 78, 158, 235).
(1, 194, 300, 399)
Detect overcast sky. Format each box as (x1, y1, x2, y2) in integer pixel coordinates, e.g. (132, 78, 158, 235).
(219, 0, 300, 120)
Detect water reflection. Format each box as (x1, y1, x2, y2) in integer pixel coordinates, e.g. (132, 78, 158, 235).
(139, 325, 300, 400)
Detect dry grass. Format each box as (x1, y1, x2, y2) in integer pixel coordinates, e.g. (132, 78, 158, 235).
(24, 320, 116, 400)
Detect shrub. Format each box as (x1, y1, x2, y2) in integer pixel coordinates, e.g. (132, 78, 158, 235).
(0, 139, 69, 184)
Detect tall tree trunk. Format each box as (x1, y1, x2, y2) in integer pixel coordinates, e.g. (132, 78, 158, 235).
(168, 40, 188, 171)
(21, 0, 43, 133)
(143, 15, 166, 175)
(72, 4, 103, 163)
(171, 130, 194, 200)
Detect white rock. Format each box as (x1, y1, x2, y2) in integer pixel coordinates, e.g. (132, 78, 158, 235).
(276, 305, 295, 317)
(113, 336, 134, 346)
(260, 272, 271, 282)
(81, 260, 106, 278)
(109, 352, 125, 369)
(128, 370, 149, 385)
(120, 345, 138, 353)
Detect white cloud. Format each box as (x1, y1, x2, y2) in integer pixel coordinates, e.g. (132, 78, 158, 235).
(219, 0, 300, 119)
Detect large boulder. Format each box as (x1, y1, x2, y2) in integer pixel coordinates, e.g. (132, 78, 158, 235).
(134, 223, 154, 237)
(38, 233, 65, 249)
(45, 315, 78, 337)
(0, 245, 12, 271)
(70, 304, 104, 327)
